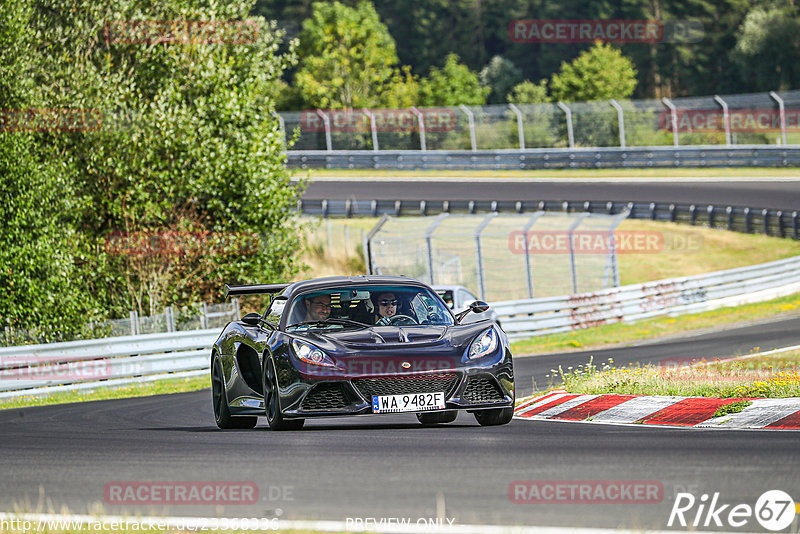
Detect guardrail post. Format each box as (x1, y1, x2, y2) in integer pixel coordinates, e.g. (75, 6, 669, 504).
(689, 204, 697, 225)
(707, 205, 715, 228)
(609, 99, 626, 148)
(777, 210, 785, 238)
(315, 109, 332, 151)
(669, 204, 676, 222)
(769, 91, 788, 145)
(522, 212, 545, 298)
(475, 213, 496, 300)
(713, 95, 731, 146)
(726, 206, 734, 231)
(649, 202, 656, 220)
(508, 103, 525, 150)
(410, 107, 427, 151)
(362, 108, 379, 151)
(744, 207, 751, 233)
(793, 211, 799, 239)
(557, 102, 574, 148)
(394, 200, 401, 216)
(662, 97, 679, 146)
(762, 208, 770, 235)
(321, 199, 329, 218)
(459, 105, 477, 151)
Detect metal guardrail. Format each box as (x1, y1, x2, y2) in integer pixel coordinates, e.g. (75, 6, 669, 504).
(492, 255, 800, 340)
(0, 329, 218, 395)
(288, 146, 800, 170)
(298, 198, 800, 240)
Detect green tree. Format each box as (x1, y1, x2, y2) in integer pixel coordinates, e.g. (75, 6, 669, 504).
(734, 4, 800, 92)
(507, 80, 549, 104)
(550, 42, 637, 102)
(480, 55, 524, 105)
(419, 53, 489, 106)
(294, 1, 417, 108)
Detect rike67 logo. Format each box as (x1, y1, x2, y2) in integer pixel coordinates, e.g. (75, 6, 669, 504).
(668, 490, 796, 531)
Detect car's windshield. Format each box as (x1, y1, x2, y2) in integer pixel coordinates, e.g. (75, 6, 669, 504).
(285, 285, 454, 331)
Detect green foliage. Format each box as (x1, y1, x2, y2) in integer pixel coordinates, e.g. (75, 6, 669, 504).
(550, 42, 638, 103)
(419, 53, 489, 107)
(480, 55, 523, 105)
(507, 80, 549, 104)
(0, 0, 303, 338)
(734, 4, 800, 92)
(294, 1, 417, 108)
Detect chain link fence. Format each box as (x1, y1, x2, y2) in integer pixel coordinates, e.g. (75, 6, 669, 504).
(365, 212, 628, 302)
(280, 90, 800, 151)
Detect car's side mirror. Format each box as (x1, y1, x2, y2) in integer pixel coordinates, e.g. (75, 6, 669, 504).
(455, 300, 490, 323)
(242, 312, 261, 326)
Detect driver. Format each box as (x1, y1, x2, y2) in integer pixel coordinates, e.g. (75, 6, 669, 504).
(304, 294, 331, 322)
(371, 292, 398, 325)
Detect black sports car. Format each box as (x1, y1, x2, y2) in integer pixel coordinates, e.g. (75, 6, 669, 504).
(211, 275, 514, 430)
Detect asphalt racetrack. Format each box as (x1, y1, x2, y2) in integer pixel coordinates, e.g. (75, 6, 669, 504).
(302, 177, 800, 211)
(2, 316, 799, 531)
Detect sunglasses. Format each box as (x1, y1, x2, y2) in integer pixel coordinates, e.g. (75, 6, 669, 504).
(379, 299, 398, 306)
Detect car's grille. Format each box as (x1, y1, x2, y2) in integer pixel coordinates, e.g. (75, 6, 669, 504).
(300, 383, 350, 411)
(352, 373, 460, 399)
(462, 376, 505, 403)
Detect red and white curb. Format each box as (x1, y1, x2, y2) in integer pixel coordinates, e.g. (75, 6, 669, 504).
(514, 390, 800, 430)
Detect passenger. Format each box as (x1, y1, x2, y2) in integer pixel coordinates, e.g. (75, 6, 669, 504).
(304, 294, 331, 322)
(371, 292, 398, 325)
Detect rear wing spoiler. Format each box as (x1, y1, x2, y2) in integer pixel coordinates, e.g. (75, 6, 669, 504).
(224, 283, 290, 298)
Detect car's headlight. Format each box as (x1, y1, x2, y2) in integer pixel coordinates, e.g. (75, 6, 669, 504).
(292, 339, 336, 367)
(468, 327, 498, 360)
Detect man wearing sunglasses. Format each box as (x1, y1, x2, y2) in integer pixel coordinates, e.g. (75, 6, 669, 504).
(371, 292, 399, 325)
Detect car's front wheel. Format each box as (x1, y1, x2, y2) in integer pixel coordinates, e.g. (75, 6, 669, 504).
(473, 406, 514, 426)
(263, 359, 304, 431)
(211, 356, 257, 429)
(416, 410, 458, 426)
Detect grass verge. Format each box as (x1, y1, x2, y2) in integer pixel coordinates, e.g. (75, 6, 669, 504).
(0, 375, 209, 411)
(510, 291, 800, 356)
(542, 350, 800, 398)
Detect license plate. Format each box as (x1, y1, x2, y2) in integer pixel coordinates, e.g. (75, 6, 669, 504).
(372, 392, 446, 413)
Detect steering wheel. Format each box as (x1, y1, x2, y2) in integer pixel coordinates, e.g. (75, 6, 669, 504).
(381, 314, 417, 326)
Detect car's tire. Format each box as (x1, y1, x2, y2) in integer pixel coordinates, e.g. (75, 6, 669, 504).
(263, 358, 304, 431)
(417, 410, 458, 426)
(211, 356, 257, 430)
(473, 406, 514, 426)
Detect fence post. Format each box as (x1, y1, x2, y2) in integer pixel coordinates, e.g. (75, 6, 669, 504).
(522, 212, 545, 298)
(361, 108, 379, 151)
(273, 112, 286, 150)
(713, 95, 731, 146)
(769, 91, 788, 146)
(166, 306, 175, 332)
(201, 302, 208, 330)
(410, 107, 427, 151)
(232, 298, 241, 321)
(662, 97, 679, 147)
(475, 213, 496, 300)
(609, 99, 626, 148)
(129, 310, 138, 336)
(459, 105, 477, 151)
(508, 103, 525, 150)
(557, 102, 574, 148)
(567, 214, 590, 294)
(424, 213, 449, 285)
(315, 109, 332, 151)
